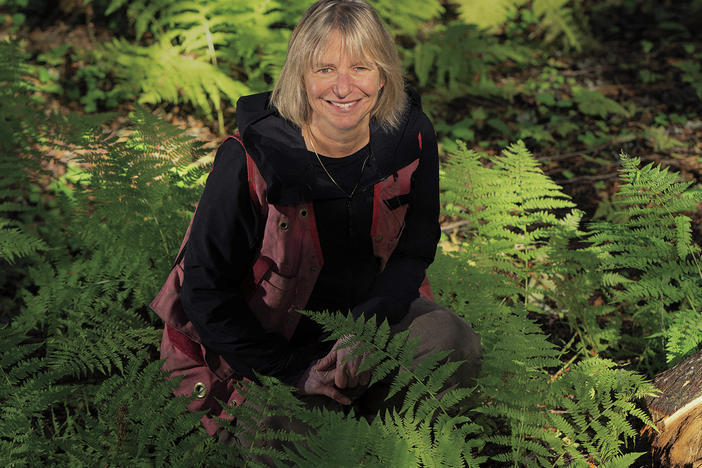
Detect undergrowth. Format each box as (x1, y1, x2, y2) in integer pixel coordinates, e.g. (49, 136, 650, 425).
(2, 37, 701, 466)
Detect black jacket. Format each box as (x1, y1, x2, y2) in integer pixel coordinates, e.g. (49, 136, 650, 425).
(180, 89, 440, 384)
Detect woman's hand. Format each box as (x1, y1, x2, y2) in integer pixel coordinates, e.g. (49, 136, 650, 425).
(296, 353, 352, 405)
(330, 335, 371, 390)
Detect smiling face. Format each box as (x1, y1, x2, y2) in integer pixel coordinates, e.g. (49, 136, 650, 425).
(304, 31, 384, 142)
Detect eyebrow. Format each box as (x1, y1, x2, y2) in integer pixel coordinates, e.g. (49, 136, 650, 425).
(312, 60, 373, 68)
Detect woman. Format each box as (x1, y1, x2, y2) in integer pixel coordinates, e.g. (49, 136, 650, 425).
(155, 0, 481, 442)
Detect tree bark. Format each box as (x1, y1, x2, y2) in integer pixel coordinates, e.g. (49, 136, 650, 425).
(645, 349, 702, 467)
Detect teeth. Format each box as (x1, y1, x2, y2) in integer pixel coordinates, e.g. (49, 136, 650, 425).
(331, 101, 354, 109)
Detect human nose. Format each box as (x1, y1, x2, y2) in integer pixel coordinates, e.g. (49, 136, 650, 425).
(333, 70, 352, 97)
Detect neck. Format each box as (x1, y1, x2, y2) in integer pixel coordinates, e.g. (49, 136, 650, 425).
(303, 123, 370, 158)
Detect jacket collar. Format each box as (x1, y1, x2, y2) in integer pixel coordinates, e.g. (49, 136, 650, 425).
(236, 90, 423, 205)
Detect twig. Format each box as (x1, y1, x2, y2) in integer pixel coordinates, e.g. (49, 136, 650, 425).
(440, 220, 472, 232)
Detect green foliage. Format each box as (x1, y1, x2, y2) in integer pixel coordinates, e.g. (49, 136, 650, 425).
(571, 86, 628, 118)
(0, 40, 55, 311)
(433, 141, 661, 465)
(0, 329, 228, 466)
(97, 0, 294, 132)
(369, 0, 443, 37)
(410, 22, 530, 98)
(1, 40, 219, 464)
(454, 0, 589, 51)
(673, 57, 702, 100)
(0, 219, 47, 264)
(588, 154, 702, 368)
(441, 141, 579, 305)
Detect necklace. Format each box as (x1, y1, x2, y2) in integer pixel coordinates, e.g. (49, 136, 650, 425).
(307, 129, 371, 199)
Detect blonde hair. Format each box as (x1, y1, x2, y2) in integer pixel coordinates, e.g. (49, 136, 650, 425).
(271, 0, 406, 131)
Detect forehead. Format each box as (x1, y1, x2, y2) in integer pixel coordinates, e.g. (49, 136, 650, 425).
(310, 30, 373, 66)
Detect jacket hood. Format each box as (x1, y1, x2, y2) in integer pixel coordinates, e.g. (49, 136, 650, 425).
(235, 89, 428, 205)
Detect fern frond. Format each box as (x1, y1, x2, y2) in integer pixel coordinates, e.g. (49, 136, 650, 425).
(0, 219, 47, 264)
(455, 0, 526, 30)
(454, 0, 587, 50)
(105, 38, 249, 118)
(664, 307, 702, 365)
(587, 153, 702, 365)
(370, 0, 443, 36)
(410, 22, 530, 96)
(441, 140, 580, 308)
(545, 357, 657, 466)
(66, 354, 226, 466)
(532, 0, 587, 51)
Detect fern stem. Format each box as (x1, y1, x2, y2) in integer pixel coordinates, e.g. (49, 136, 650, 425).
(551, 352, 579, 382)
(201, 16, 226, 136)
(217, 108, 225, 136)
(148, 206, 170, 258)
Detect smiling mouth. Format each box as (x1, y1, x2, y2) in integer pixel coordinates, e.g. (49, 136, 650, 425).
(327, 99, 359, 110)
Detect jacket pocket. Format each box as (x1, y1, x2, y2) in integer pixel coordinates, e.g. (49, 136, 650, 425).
(248, 269, 298, 334)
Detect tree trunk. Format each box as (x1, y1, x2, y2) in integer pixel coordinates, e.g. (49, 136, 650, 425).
(645, 349, 702, 467)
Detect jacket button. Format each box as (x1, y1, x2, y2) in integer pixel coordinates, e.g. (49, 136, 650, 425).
(279, 221, 289, 230)
(299, 208, 308, 218)
(375, 235, 383, 242)
(193, 382, 207, 399)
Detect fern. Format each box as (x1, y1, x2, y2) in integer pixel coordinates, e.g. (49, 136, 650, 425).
(546, 358, 656, 466)
(442, 140, 579, 308)
(410, 22, 530, 98)
(57, 354, 228, 466)
(369, 0, 443, 37)
(0, 219, 47, 264)
(1, 43, 222, 464)
(304, 311, 473, 422)
(588, 153, 702, 369)
(531, 0, 587, 50)
(0, 40, 62, 318)
(99, 0, 307, 132)
(572, 86, 628, 118)
(435, 140, 660, 465)
(664, 307, 702, 365)
(98, 38, 249, 134)
(454, 0, 588, 51)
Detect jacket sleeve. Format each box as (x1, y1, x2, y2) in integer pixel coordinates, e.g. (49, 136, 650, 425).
(352, 115, 441, 325)
(180, 138, 318, 385)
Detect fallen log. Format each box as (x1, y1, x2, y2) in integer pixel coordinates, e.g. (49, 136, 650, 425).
(645, 349, 702, 467)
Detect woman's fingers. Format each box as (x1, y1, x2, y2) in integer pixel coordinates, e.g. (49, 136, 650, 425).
(322, 386, 352, 405)
(314, 351, 336, 371)
(334, 365, 348, 388)
(312, 369, 351, 405)
(335, 356, 364, 388)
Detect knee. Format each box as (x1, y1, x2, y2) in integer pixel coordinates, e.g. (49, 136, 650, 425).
(410, 306, 482, 380)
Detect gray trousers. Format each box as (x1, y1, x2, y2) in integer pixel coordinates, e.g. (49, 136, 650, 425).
(221, 298, 482, 456)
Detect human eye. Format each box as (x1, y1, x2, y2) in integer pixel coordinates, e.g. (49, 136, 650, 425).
(316, 66, 333, 74)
